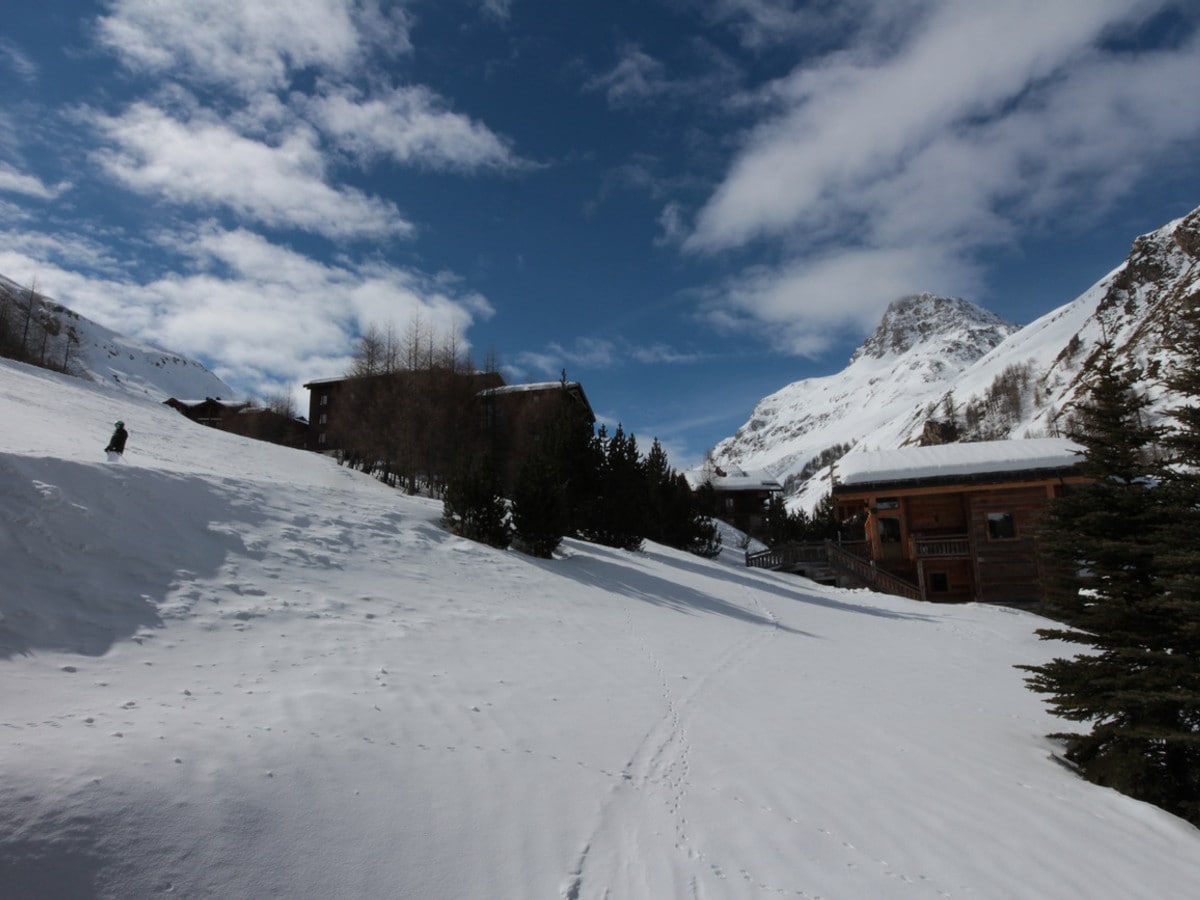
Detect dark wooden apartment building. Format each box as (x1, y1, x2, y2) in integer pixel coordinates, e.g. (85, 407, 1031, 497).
(303, 371, 594, 487)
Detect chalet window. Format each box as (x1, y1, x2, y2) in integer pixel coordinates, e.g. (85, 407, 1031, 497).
(318, 433, 327, 446)
(878, 517, 901, 544)
(319, 413, 327, 425)
(929, 572, 949, 593)
(320, 395, 329, 406)
(987, 511, 1016, 540)
(876, 497, 900, 510)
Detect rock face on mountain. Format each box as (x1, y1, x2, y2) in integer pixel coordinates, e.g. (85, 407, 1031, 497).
(714, 204, 1200, 512)
(853, 294, 1016, 364)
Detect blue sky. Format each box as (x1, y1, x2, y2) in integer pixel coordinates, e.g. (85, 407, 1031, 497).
(2, 1, 1198, 465)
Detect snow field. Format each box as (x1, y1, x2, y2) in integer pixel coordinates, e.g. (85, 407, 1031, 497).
(2, 357, 1199, 899)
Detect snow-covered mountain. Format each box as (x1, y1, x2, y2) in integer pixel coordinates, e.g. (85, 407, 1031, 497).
(712, 293, 1019, 494)
(6, 355, 1200, 898)
(715, 204, 1200, 512)
(0, 273, 233, 401)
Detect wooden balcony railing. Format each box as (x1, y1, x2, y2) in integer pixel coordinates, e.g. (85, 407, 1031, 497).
(912, 535, 970, 558)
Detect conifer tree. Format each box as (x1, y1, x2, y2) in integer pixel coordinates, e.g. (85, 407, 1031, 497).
(443, 455, 511, 549)
(511, 438, 568, 558)
(641, 438, 675, 545)
(1139, 295, 1200, 821)
(763, 495, 800, 546)
(584, 425, 645, 551)
(641, 439, 722, 556)
(1018, 341, 1200, 821)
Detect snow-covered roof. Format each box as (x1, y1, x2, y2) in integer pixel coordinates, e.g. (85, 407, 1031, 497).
(835, 438, 1085, 488)
(167, 397, 247, 409)
(479, 381, 580, 396)
(685, 464, 783, 493)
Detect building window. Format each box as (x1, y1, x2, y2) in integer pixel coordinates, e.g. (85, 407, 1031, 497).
(320, 394, 329, 406)
(319, 413, 327, 425)
(318, 433, 327, 446)
(876, 497, 900, 510)
(929, 572, 949, 593)
(987, 511, 1016, 540)
(878, 517, 901, 543)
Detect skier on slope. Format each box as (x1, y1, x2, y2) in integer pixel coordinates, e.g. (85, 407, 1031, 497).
(105, 420, 128, 458)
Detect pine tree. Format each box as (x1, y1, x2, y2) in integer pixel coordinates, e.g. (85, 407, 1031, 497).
(1017, 341, 1200, 822)
(584, 425, 645, 551)
(1140, 293, 1200, 821)
(641, 439, 722, 557)
(762, 495, 799, 546)
(511, 439, 568, 558)
(443, 455, 511, 549)
(642, 439, 675, 545)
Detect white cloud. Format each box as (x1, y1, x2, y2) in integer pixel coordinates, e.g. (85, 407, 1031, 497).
(704, 245, 982, 356)
(85, 103, 412, 240)
(307, 85, 525, 172)
(585, 40, 744, 111)
(96, 0, 409, 95)
(0, 37, 38, 82)
(513, 336, 703, 380)
(695, 0, 879, 51)
(586, 45, 671, 108)
(479, 0, 512, 23)
(0, 224, 495, 398)
(684, 0, 1200, 351)
(0, 164, 71, 201)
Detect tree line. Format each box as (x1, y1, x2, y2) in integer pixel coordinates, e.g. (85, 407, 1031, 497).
(0, 279, 81, 374)
(444, 383, 722, 561)
(329, 320, 721, 561)
(328, 318, 499, 495)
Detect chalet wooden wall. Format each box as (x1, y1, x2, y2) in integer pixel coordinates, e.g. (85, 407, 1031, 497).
(966, 486, 1050, 606)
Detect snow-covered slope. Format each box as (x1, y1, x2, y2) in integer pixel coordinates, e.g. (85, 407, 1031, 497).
(716, 205, 1200, 513)
(4, 355, 1200, 899)
(0, 273, 233, 401)
(943, 205, 1200, 442)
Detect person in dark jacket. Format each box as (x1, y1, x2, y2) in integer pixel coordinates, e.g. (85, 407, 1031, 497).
(105, 420, 128, 455)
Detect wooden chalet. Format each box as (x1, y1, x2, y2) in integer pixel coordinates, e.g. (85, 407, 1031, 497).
(164, 397, 307, 448)
(828, 438, 1089, 605)
(685, 463, 783, 538)
(164, 397, 250, 427)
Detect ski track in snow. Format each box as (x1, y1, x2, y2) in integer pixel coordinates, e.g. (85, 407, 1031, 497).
(564, 584, 786, 898)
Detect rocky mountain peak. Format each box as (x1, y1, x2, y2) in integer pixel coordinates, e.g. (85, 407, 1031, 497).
(852, 292, 1017, 362)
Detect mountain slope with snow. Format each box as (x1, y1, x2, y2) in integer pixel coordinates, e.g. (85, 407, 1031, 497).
(716, 205, 1200, 513)
(712, 293, 1019, 491)
(0, 273, 234, 401)
(3, 355, 1199, 899)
